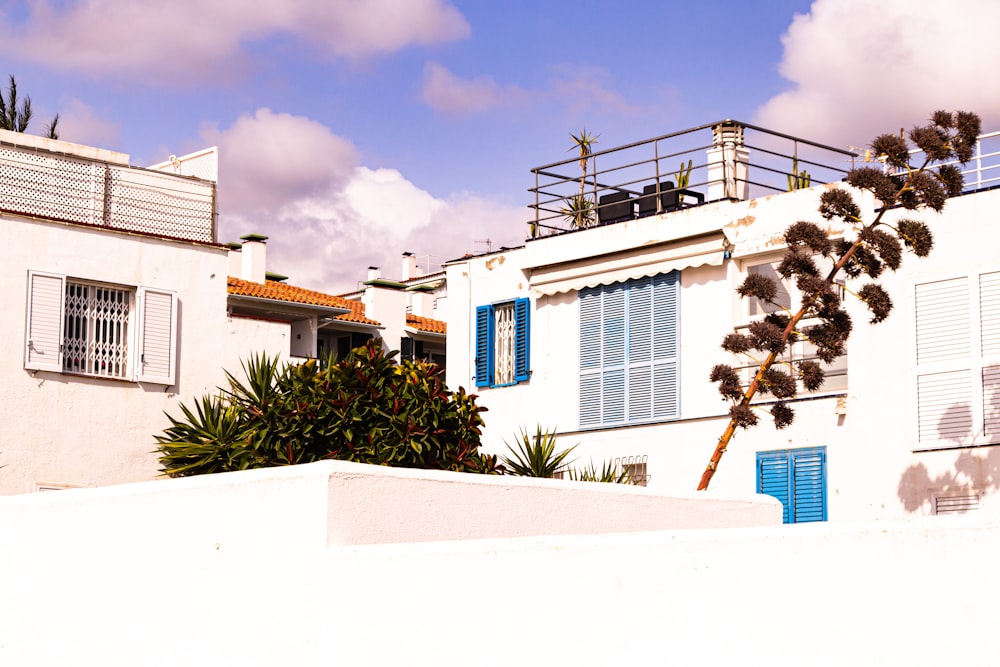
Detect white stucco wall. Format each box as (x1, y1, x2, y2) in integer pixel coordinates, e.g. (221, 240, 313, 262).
(0, 462, 996, 666)
(446, 183, 1000, 523)
(1, 215, 229, 494)
(224, 314, 291, 376)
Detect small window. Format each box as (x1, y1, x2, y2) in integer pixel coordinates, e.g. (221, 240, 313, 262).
(616, 455, 649, 486)
(756, 447, 827, 524)
(475, 298, 530, 388)
(24, 271, 178, 385)
(739, 259, 848, 395)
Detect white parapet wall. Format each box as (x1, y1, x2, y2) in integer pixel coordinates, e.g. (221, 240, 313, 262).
(1, 460, 998, 665)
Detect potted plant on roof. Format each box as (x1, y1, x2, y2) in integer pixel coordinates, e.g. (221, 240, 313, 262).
(564, 128, 599, 228)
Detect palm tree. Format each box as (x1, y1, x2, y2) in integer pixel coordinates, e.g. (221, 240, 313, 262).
(566, 129, 599, 227)
(0, 75, 59, 139)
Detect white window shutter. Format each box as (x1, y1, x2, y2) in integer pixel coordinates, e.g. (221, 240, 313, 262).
(24, 271, 65, 372)
(136, 287, 178, 385)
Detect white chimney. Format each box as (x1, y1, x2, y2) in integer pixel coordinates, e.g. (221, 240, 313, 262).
(240, 234, 268, 283)
(401, 252, 417, 281)
(367, 266, 381, 282)
(707, 121, 750, 202)
(227, 243, 242, 278)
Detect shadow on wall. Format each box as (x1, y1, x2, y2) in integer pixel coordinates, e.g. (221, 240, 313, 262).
(898, 402, 1000, 514)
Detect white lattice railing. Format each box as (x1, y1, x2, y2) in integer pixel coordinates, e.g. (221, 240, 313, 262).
(0, 140, 216, 243)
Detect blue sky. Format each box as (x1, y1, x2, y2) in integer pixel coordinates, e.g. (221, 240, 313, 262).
(2, 0, 997, 293)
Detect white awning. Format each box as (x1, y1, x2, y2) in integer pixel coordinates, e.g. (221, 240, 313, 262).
(529, 232, 726, 296)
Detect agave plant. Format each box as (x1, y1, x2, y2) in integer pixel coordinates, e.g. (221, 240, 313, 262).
(560, 194, 595, 228)
(569, 128, 599, 196)
(154, 394, 258, 476)
(501, 425, 576, 478)
(568, 460, 633, 484)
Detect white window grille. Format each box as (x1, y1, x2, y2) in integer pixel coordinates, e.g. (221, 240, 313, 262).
(63, 281, 132, 379)
(493, 301, 516, 385)
(616, 455, 649, 486)
(738, 258, 848, 395)
(25, 271, 178, 385)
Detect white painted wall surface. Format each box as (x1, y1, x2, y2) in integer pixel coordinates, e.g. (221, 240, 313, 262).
(224, 314, 290, 375)
(446, 184, 1000, 523)
(1, 215, 229, 494)
(0, 462, 996, 666)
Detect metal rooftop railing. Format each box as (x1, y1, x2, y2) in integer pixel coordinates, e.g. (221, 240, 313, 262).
(896, 129, 1000, 193)
(528, 120, 1000, 238)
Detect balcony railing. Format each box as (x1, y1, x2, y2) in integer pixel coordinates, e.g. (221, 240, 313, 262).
(528, 120, 858, 238)
(0, 137, 217, 243)
(529, 120, 1000, 239)
(893, 129, 1000, 193)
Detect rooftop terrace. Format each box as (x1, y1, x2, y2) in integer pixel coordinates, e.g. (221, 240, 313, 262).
(0, 130, 217, 244)
(529, 120, 1000, 238)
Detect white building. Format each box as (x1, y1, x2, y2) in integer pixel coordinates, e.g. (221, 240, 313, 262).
(224, 234, 380, 369)
(445, 120, 1000, 522)
(1, 130, 229, 494)
(341, 252, 448, 368)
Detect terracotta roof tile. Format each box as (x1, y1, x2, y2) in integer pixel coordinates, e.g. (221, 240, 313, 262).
(407, 313, 446, 334)
(228, 277, 379, 326)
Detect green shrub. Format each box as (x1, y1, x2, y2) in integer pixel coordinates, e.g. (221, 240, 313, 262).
(500, 425, 576, 478)
(156, 340, 498, 477)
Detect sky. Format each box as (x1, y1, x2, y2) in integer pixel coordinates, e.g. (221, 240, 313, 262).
(2, 0, 998, 294)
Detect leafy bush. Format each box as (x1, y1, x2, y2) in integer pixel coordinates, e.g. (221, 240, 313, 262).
(156, 340, 498, 477)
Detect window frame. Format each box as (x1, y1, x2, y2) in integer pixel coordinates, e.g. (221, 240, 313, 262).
(475, 297, 530, 388)
(756, 446, 828, 524)
(24, 270, 178, 385)
(913, 270, 1000, 450)
(578, 271, 679, 429)
(738, 256, 848, 397)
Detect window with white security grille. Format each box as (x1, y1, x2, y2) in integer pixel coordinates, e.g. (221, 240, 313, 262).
(24, 271, 178, 385)
(739, 258, 848, 395)
(493, 302, 516, 385)
(63, 281, 131, 379)
(914, 271, 1000, 449)
(475, 298, 530, 388)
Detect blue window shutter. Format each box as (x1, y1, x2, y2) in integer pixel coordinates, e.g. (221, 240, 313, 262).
(514, 297, 530, 382)
(757, 451, 791, 524)
(475, 305, 493, 387)
(652, 271, 680, 419)
(792, 449, 827, 523)
(579, 288, 602, 426)
(757, 447, 827, 524)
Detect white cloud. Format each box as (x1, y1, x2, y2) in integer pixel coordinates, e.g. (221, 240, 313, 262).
(0, 0, 470, 84)
(202, 108, 359, 213)
(547, 64, 639, 117)
(420, 62, 528, 115)
(209, 110, 525, 293)
(51, 99, 121, 149)
(755, 0, 1000, 147)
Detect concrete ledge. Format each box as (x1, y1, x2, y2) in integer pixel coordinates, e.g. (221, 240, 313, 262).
(0, 460, 782, 549)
